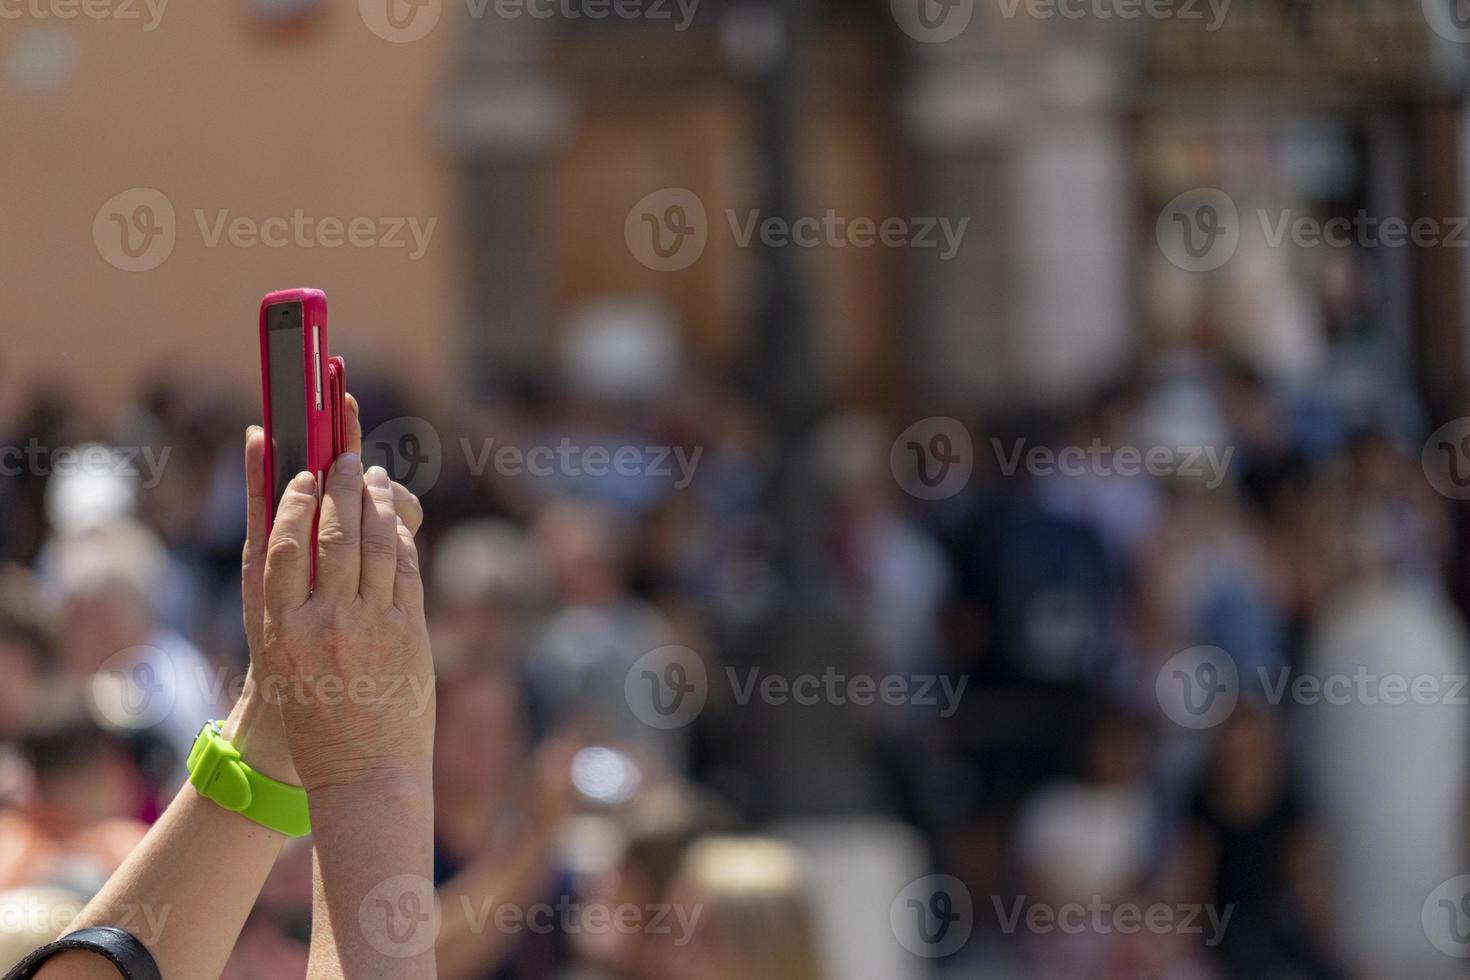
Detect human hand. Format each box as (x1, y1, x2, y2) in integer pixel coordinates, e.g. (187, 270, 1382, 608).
(241, 395, 423, 657)
(528, 734, 582, 829)
(243, 394, 429, 791)
(258, 445, 433, 792)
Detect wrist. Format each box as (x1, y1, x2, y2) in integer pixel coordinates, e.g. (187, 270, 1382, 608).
(186, 721, 312, 837)
(221, 683, 298, 785)
(291, 722, 434, 796)
(307, 770, 433, 820)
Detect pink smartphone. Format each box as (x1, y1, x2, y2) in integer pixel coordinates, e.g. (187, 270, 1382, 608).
(259, 288, 346, 554)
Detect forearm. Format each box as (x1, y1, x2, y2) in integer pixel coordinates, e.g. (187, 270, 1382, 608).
(39, 698, 295, 979)
(306, 776, 437, 980)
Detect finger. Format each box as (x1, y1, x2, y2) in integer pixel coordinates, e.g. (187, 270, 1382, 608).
(392, 482, 423, 536)
(346, 392, 362, 457)
(242, 428, 269, 642)
(535, 734, 583, 782)
(243, 426, 268, 568)
(264, 471, 319, 616)
(359, 466, 400, 605)
(394, 517, 425, 615)
(315, 452, 365, 601)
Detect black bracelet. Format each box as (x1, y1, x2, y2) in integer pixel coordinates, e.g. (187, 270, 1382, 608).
(3, 926, 161, 980)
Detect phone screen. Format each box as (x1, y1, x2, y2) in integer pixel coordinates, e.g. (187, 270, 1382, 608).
(266, 301, 309, 516)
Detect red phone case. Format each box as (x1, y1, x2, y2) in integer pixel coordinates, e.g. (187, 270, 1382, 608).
(259, 288, 346, 540)
(328, 354, 347, 455)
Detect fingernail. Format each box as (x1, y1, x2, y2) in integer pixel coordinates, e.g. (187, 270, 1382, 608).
(291, 471, 316, 492)
(366, 465, 390, 488)
(335, 452, 362, 476)
(247, 424, 262, 437)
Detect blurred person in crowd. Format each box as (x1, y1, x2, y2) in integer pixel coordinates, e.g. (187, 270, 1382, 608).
(1217, 363, 1296, 512)
(632, 376, 769, 634)
(0, 573, 49, 740)
(1254, 454, 1351, 633)
(429, 518, 547, 676)
(570, 781, 705, 980)
(1006, 714, 1220, 980)
(994, 483, 1121, 693)
(118, 380, 238, 557)
(0, 704, 147, 893)
(1129, 467, 1289, 827)
(432, 667, 532, 878)
(432, 663, 584, 980)
(467, 302, 696, 526)
(542, 301, 688, 517)
(658, 836, 828, 980)
(814, 412, 951, 686)
(37, 520, 223, 782)
(118, 378, 268, 663)
(523, 499, 682, 767)
(1130, 378, 1287, 687)
(1030, 385, 1163, 564)
(1130, 478, 1286, 716)
(1300, 565, 1470, 979)
(0, 391, 81, 567)
(1185, 706, 1342, 980)
(1342, 428, 1449, 587)
(949, 484, 1120, 815)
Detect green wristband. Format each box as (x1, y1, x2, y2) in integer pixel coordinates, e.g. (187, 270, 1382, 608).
(186, 721, 310, 838)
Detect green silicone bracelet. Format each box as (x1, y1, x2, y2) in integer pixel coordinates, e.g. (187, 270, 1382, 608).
(186, 721, 310, 838)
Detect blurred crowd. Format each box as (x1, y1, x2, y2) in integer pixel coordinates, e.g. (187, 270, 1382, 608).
(0, 296, 1467, 980)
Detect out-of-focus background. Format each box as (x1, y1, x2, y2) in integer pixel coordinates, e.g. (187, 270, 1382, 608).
(5, 1, 1470, 977)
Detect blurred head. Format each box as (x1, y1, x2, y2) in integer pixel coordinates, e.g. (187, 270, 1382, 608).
(428, 518, 546, 671)
(41, 522, 165, 673)
(0, 627, 47, 740)
(531, 499, 629, 604)
(433, 668, 527, 812)
(1209, 703, 1283, 817)
(1088, 713, 1149, 788)
(573, 782, 699, 978)
(812, 412, 890, 506)
(0, 569, 51, 738)
(432, 518, 547, 611)
(559, 300, 682, 407)
(659, 837, 828, 980)
(19, 700, 141, 835)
